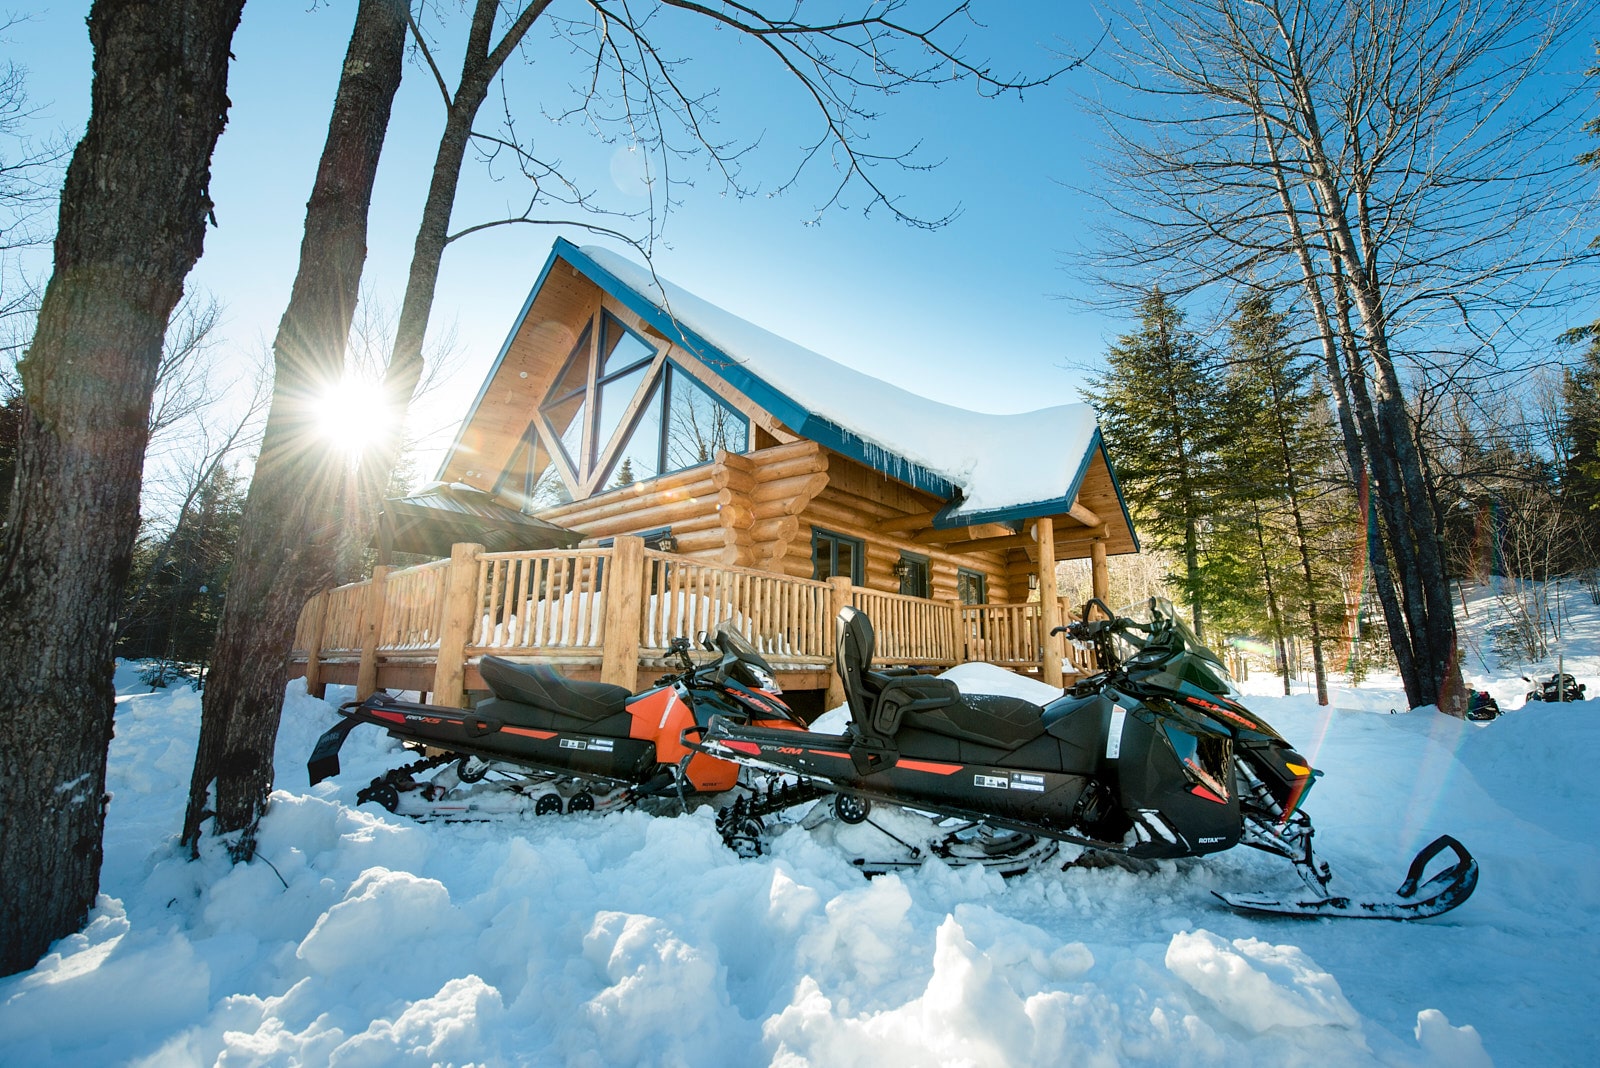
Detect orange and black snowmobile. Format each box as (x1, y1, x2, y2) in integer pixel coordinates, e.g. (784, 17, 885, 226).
(306, 623, 806, 820)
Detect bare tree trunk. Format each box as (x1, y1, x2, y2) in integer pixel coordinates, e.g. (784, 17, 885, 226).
(0, 0, 243, 976)
(183, 0, 407, 857)
(357, 0, 550, 520)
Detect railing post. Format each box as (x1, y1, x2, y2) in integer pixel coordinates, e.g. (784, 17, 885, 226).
(601, 536, 646, 688)
(356, 565, 390, 700)
(824, 576, 853, 710)
(1036, 517, 1063, 687)
(301, 591, 330, 699)
(432, 542, 484, 709)
(944, 597, 963, 665)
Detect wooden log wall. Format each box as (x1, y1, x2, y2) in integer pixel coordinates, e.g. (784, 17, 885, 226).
(790, 451, 1012, 600)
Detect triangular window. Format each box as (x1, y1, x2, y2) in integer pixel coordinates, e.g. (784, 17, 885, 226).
(528, 306, 750, 504)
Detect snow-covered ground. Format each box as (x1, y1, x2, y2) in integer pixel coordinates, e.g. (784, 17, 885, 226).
(1, 582, 1597, 1066)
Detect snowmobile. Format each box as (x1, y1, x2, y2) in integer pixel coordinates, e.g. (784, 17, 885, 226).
(306, 624, 806, 820)
(688, 599, 1481, 920)
(1524, 673, 1586, 704)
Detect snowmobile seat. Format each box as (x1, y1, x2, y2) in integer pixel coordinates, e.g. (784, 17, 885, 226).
(902, 694, 1046, 750)
(478, 656, 631, 722)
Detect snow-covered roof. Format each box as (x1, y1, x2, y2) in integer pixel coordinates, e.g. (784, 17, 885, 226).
(557, 241, 1120, 530)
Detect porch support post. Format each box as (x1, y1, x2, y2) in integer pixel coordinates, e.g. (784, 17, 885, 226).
(356, 565, 390, 700)
(1036, 517, 1063, 688)
(1091, 537, 1110, 604)
(825, 576, 853, 710)
(301, 591, 330, 699)
(433, 542, 484, 708)
(602, 536, 646, 687)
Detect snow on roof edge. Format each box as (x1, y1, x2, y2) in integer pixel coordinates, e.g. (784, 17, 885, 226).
(569, 242, 1104, 520)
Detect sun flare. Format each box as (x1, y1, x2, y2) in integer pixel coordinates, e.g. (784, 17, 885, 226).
(313, 376, 388, 455)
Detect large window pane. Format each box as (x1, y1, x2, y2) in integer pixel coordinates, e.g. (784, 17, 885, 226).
(543, 392, 586, 471)
(598, 311, 653, 376)
(601, 378, 664, 488)
(545, 322, 592, 404)
(664, 367, 747, 471)
(593, 360, 652, 468)
(812, 529, 864, 585)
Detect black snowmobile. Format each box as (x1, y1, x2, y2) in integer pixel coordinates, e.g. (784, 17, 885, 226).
(689, 599, 1480, 920)
(1524, 673, 1586, 704)
(307, 624, 806, 820)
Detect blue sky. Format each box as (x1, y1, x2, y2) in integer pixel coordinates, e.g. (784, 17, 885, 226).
(10, 2, 1117, 473)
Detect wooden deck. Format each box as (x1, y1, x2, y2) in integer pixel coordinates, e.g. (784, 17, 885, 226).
(290, 538, 1098, 707)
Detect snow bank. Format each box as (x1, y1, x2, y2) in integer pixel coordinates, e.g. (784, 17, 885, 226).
(2, 611, 1598, 1065)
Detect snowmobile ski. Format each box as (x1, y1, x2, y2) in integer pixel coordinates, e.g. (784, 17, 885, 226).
(1215, 835, 1479, 920)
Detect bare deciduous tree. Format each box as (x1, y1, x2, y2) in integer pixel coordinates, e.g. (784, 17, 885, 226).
(1080, 0, 1595, 713)
(0, 0, 244, 977)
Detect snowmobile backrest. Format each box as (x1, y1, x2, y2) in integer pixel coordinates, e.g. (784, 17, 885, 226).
(836, 606, 876, 725)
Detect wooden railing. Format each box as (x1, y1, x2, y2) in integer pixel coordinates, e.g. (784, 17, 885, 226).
(640, 551, 833, 661)
(292, 536, 1097, 705)
(961, 602, 1043, 667)
(852, 588, 961, 664)
(469, 547, 610, 655)
(378, 559, 448, 653)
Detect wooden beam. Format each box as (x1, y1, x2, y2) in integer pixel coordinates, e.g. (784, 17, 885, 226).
(1091, 538, 1110, 602)
(1037, 518, 1063, 688)
(1068, 502, 1102, 528)
(876, 509, 940, 535)
(940, 523, 1111, 557)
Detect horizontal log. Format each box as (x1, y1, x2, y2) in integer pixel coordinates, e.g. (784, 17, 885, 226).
(752, 452, 829, 483)
(752, 472, 828, 506)
(1068, 502, 1102, 528)
(717, 501, 755, 531)
(752, 495, 813, 520)
(876, 509, 939, 535)
(667, 528, 728, 553)
(568, 495, 720, 537)
(712, 463, 757, 495)
(750, 515, 800, 543)
(746, 439, 822, 467)
(542, 464, 714, 516)
(550, 478, 718, 527)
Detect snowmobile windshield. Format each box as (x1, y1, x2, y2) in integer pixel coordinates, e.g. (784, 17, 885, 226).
(711, 621, 781, 693)
(1115, 598, 1238, 698)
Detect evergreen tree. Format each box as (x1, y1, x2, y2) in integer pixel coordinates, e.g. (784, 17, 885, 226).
(1084, 289, 1224, 637)
(119, 466, 246, 672)
(1221, 294, 1345, 704)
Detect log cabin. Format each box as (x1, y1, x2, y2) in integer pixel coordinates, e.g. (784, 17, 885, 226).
(291, 239, 1138, 712)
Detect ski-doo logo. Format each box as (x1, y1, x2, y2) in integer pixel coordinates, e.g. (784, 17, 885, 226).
(974, 774, 1009, 790)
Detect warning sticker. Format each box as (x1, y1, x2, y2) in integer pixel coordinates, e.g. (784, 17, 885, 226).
(974, 774, 1009, 790)
(560, 738, 614, 752)
(1010, 773, 1046, 792)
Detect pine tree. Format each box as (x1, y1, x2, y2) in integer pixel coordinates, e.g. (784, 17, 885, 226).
(1084, 289, 1224, 638)
(1222, 294, 1346, 704)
